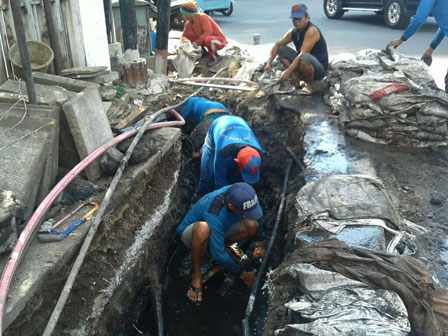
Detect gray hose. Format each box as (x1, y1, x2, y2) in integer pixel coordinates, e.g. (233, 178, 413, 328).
(42, 66, 229, 336)
(242, 159, 293, 336)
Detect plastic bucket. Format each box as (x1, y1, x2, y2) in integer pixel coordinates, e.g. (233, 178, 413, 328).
(8, 40, 54, 79)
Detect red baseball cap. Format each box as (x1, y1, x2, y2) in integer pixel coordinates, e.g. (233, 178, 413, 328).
(236, 147, 261, 184)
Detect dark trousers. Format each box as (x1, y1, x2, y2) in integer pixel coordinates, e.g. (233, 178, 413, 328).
(445, 67, 448, 93)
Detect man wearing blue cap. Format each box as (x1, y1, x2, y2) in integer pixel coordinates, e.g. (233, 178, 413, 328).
(264, 4, 328, 95)
(177, 182, 266, 304)
(196, 115, 263, 197)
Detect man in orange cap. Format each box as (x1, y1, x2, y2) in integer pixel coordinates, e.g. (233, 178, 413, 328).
(180, 1, 228, 66)
(197, 115, 263, 197)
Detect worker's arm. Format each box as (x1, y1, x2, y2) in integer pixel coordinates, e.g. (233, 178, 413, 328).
(422, 28, 446, 66)
(387, 0, 435, 48)
(206, 214, 243, 275)
(264, 30, 293, 72)
(280, 26, 319, 81)
(181, 21, 193, 42)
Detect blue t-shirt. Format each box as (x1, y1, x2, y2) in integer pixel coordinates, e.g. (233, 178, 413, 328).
(177, 185, 263, 275)
(180, 97, 229, 126)
(401, 0, 447, 49)
(207, 116, 263, 189)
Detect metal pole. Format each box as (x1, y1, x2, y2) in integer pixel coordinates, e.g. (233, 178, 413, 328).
(155, 0, 170, 74)
(242, 160, 293, 336)
(10, 0, 36, 104)
(109, 0, 117, 43)
(103, 0, 111, 44)
(119, 0, 137, 51)
(43, 0, 62, 75)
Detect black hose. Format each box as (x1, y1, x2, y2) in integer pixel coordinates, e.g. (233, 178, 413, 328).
(242, 159, 293, 336)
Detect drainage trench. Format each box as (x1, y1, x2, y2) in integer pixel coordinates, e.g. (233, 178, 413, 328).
(117, 93, 305, 336)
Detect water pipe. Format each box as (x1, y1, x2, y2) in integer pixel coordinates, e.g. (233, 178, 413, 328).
(171, 77, 258, 87)
(242, 160, 293, 336)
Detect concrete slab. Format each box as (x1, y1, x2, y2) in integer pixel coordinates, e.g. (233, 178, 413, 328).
(0, 92, 55, 105)
(0, 190, 19, 248)
(32, 72, 99, 93)
(0, 127, 49, 220)
(62, 86, 114, 181)
(61, 66, 108, 76)
(0, 103, 60, 204)
(0, 80, 76, 106)
(82, 71, 119, 84)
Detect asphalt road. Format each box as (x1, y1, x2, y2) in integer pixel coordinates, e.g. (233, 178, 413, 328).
(209, 0, 447, 89)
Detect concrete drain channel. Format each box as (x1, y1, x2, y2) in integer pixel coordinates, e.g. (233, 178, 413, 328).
(115, 95, 305, 336)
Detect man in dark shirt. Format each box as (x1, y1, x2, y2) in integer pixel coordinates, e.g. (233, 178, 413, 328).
(264, 4, 329, 95)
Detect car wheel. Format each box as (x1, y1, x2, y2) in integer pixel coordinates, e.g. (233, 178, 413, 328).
(323, 0, 344, 19)
(221, 2, 233, 16)
(384, 0, 410, 29)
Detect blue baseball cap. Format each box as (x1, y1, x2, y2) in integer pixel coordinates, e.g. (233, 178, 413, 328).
(229, 182, 263, 220)
(236, 147, 261, 185)
(290, 4, 308, 19)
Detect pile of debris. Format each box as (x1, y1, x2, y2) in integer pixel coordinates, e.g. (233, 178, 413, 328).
(326, 49, 448, 147)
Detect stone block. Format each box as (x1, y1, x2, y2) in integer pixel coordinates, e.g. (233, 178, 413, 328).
(83, 71, 119, 84)
(32, 72, 99, 93)
(0, 80, 76, 106)
(62, 86, 114, 181)
(0, 103, 59, 212)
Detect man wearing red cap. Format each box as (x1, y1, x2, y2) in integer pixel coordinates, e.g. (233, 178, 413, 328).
(177, 182, 266, 304)
(264, 4, 328, 95)
(197, 115, 263, 197)
(180, 1, 228, 66)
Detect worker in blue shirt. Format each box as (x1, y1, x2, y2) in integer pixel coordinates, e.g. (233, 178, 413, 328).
(177, 182, 266, 304)
(176, 97, 230, 157)
(387, 0, 448, 93)
(197, 115, 263, 196)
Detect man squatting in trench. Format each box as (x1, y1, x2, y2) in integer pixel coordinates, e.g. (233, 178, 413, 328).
(176, 182, 266, 304)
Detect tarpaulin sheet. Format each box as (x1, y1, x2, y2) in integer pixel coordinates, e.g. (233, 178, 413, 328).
(283, 239, 448, 336)
(327, 49, 448, 147)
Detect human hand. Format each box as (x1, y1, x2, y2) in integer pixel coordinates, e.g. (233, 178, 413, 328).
(280, 70, 290, 82)
(192, 42, 199, 49)
(387, 39, 403, 49)
(240, 271, 256, 288)
(264, 63, 272, 72)
(253, 242, 266, 259)
(421, 48, 433, 66)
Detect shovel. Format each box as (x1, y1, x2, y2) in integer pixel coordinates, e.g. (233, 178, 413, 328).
(38, 202, 99, 242)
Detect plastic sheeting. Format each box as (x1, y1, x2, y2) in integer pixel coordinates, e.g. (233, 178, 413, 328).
(266, 263, 411, 336)
(327, 49, 448, 147)
(172, 41, 202, 78)
(291, 175, 426, 256)
(277, 239, 448, 336)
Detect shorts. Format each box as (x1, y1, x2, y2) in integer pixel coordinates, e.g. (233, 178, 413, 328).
(277, 45, 327, 80)
(180, 220, 242, 248)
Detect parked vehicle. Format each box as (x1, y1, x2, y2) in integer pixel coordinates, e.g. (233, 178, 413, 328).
(197, 0, 234, 16)
(323, 0, 421, 29)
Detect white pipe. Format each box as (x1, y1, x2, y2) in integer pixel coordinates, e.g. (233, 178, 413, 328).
(32, 3, 41, 42)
